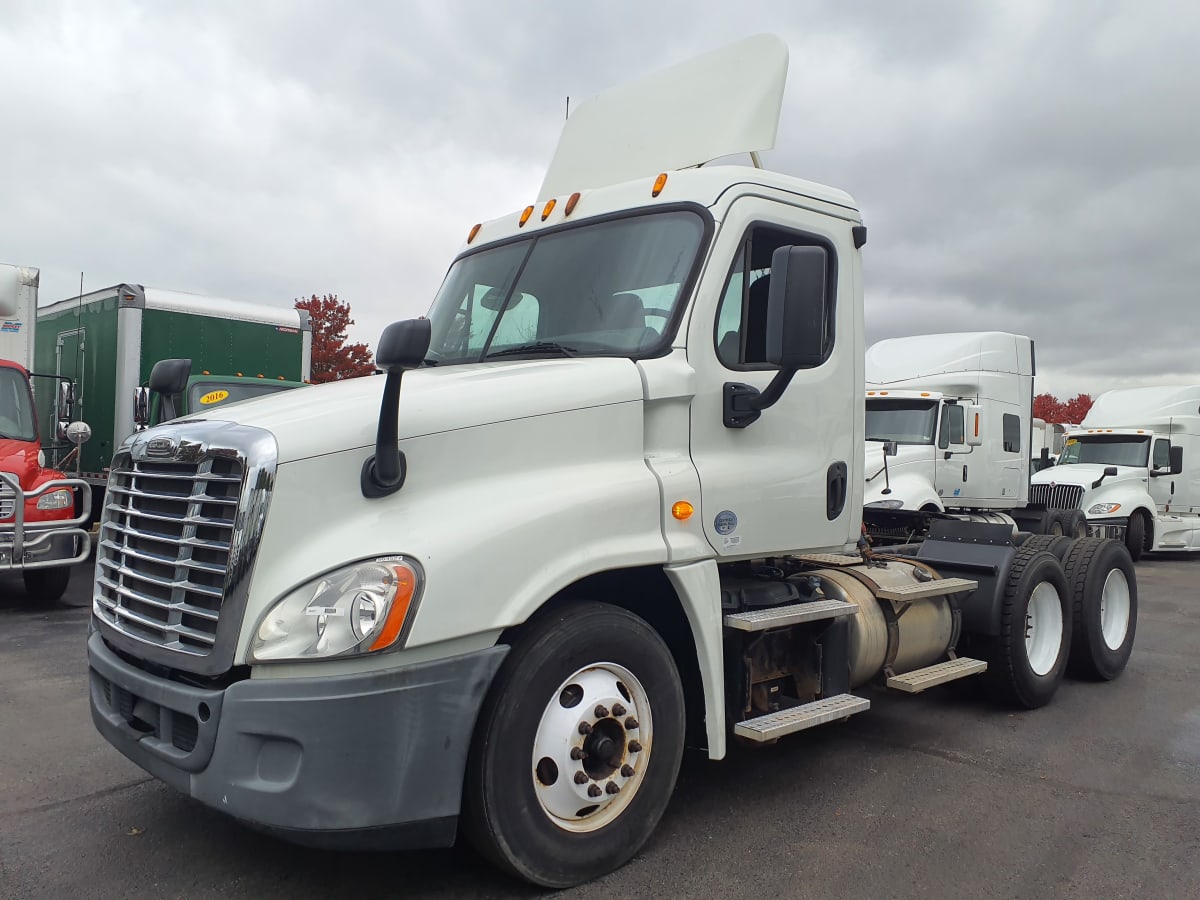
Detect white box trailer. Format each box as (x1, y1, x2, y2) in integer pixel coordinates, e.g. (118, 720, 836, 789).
(1030, 385, 1198, 559)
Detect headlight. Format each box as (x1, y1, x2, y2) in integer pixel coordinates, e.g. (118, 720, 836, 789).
(1088, 502, 1122, 515)
(249, 557, 423, 663)
(866, 498, 905, 509)
(36, 489, 72, 511)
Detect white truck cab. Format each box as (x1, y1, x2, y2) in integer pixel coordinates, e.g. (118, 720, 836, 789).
(86, 37, 1138, 888)
(1031, 385, 1198, 559)
(864, 332, 1033, 512)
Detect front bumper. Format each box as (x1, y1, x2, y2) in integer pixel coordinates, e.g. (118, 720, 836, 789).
(88, 631, 508, 849)
(1085, 516, 1128, 540)
(0, 473, 92, 571)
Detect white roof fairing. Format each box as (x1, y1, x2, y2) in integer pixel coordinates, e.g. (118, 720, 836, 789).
(538, 34, 789, 201)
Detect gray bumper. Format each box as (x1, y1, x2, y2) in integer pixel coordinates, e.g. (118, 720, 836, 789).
(88, 631, 507, 849)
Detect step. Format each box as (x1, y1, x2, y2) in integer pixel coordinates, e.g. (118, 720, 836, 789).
(791, 552, 863, 567)
(724, 599, 858, 632)
(874, 577, 978, 602)
(886, 657, 987, 693)
(733, 693, 870, 742)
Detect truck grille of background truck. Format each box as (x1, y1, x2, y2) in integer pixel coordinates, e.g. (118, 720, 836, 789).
(94, 453, 243, 655)
(0, 483, 14, 519)
(1029, 483, 1084, 510)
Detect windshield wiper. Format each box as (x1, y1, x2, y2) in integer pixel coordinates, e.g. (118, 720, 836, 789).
(485, 341, 578, 359)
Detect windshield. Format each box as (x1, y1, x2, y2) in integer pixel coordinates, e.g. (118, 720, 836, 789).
(1058, 435, 1150, 467)
(0, 366, 37, 441)
(424, 210, 707, 364)
(866, 399, 938, 445)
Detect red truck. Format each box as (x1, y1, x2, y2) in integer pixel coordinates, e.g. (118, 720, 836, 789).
(0, 265, 91, 603)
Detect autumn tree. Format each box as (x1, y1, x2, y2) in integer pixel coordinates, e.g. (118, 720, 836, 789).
(1033, 392, 1094, 424)
(294, 294, 375, 382)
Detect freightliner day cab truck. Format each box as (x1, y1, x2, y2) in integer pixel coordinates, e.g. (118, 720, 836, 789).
(0, 264, 92, 602)
(863, 331, 1087, 537)
(87, 37, 1139, 887)
(1030, 386, 1197, 560)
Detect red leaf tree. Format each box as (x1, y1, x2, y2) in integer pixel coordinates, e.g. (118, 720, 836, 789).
(1033, 392, 1094, 424)
(294, 294, 375, 382)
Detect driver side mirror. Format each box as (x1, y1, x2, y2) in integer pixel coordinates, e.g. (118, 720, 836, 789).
(56, 380, 75, 423)
(764, 245, 830, 370)
(965, 405, 983, 446)
(1170, 445, 1184, 475)
(149, 358, 193, 423)
(133, 386, 151, 429)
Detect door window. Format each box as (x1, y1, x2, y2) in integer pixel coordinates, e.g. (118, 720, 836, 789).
(1152, 439, 1171, 469)
(1002, 414, 1021, 453)
(938, 404, 966, 449)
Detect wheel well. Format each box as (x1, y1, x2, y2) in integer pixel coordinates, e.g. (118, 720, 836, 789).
(498, 566, 707, 751)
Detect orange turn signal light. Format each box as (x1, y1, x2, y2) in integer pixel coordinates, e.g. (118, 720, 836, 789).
(369, 563, 419, 652)
(671, 500, 694, 521)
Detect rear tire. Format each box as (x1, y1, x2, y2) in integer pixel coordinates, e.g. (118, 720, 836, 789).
(462, 602, 685, 888)
(23, 566, 71, 605)
(1124, 512, 1147, 561)
(981, 548, 1071, 709)
(1019, 534, 1075, 562)
(1064, 539, 1137, 680)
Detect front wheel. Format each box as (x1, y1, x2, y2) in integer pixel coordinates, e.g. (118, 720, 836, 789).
(981, 548, 1071, 709)
(1124, 512, 1147, 561)
(23, 566, 71, 605)
(462, 601, 685, 888)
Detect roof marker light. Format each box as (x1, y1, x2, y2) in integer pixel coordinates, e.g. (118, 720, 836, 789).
(467, 223, 482, 243)
(519, 205, 534, 227)
(541, 199, 556, 221)
(652, 173, 668, 197)
(564, 192, 581, 216)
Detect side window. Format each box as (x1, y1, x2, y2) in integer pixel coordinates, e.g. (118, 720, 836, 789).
(714, 225, 835, 370)
(1153, 439, 1170, 469)
(1002, 414, 1021, 454)
(938, 404, 965, 449)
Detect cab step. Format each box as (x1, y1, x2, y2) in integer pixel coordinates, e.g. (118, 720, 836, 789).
(886, 657, 987, 693)
(791, 552, 863, 567)
(724, 599, 858, 632)
(874, 577, 977, 602)
(733, 693, 870, 742)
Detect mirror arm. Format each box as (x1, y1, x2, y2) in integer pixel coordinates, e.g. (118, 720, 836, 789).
(361, 371, 407, 498)
(722, 368, 797, 429)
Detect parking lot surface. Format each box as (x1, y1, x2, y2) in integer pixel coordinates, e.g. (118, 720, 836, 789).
(2, 557, 1198, 899)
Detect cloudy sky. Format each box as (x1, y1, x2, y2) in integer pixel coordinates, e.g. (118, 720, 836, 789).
(2, 0, 1196, 398)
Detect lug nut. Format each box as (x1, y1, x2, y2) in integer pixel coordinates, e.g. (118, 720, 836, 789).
(628, 740, 642, 752)
(570, 747, 586, 760)
(578, 722, 592, 735)
(605, 781, 620, 795)
(574, 771, 589, 784)
(594, 704, 609, 718)
(588, 784, 602, 798)
(612, 703, 626, 717)
(624, 717, 639, 731)
(621, 764, 635, 777)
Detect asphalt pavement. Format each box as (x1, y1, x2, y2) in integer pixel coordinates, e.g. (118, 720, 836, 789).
(1, 557, 1198, 899)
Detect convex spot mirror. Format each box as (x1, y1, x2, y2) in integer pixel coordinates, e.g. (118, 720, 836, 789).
(764, 245, 830, 370)
(966, 405, 984, 446)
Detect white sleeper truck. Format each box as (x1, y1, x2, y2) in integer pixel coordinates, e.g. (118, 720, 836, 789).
(87, 37, 1138, 887)
(1030, 385, 1198, 560)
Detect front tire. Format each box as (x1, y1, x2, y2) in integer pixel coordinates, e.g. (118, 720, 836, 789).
(1124, 512, 1147, 561)
(23, 566, 71, 605)
(462, 602, 685, 888)
(981, 548, 1071, 709)
(1064, 539, 1137, 680)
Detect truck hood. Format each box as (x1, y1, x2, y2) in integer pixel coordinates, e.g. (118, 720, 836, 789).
(0, 439, 39, 486)
(863, 442, 938, 507)
(173, 357, 646, 464)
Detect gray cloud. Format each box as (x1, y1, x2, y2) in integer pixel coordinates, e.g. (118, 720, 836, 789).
(1, 0, 1195, 398)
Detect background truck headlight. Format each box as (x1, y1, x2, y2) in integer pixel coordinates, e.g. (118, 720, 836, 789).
(249, 557, 423, 662)
(866, 498, 905, 509)
(36, 489, 72, 511)
(1088, 502, 1122, 515)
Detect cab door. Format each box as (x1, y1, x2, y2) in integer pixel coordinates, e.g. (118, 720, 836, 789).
(1148, 437, 1174, 513)
(933, 402, 974, 504)
(687, 195, 861, 557)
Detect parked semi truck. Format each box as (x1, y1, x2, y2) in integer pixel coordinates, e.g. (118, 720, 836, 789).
(86, 37, 1137, 887)
(863, 331, 1085, 536)
(35, 284, 311, 516)
(0, 264, 91, 602)
(1029, 386, 1197, 560)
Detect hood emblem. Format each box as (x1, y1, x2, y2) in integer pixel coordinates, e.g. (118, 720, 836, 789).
(146, 437, 177, 458)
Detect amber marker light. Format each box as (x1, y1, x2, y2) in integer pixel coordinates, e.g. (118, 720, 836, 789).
(368, 563, 419, 651)
(974, 414, 980, 438)
(519, 205, 535, 227)
(672, 501, 694, 521)
(652, 173, 668, 197)
(564, 192, 581, 216)
(541, 198, 557, 221)
(467, 223, 482, 243)
(867, 391, 875, 396)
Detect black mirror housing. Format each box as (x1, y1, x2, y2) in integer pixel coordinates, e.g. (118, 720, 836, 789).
(1104, 466, 1119, 476)
(764, 245, 829, 370)
(1170, 445, 1184, 475)
(149, 358, 193, 395)
(376, 319, 432, 372)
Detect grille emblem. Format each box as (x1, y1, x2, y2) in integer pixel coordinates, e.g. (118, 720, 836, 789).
(146, 437, 177, 458)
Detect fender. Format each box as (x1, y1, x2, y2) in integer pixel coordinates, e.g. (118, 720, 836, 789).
(910, 519, 1019, 637)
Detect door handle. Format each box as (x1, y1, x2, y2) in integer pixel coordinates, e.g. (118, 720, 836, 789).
(827, 462, 848, 520)
(962, 465, 968, 482)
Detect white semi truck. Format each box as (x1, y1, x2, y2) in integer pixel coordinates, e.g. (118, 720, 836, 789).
(86, 37, 1138, 887)
(1030, 385, 1197, 560)
(863, 331, 1084, 536)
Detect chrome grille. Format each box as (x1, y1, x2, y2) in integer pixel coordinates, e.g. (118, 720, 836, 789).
(0, 480, 14, 519)
(1029, 483, 1084, 511)
(94, 453, 243, 656)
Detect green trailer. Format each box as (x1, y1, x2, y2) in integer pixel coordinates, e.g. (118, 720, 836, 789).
(35, 284, 311, 493)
